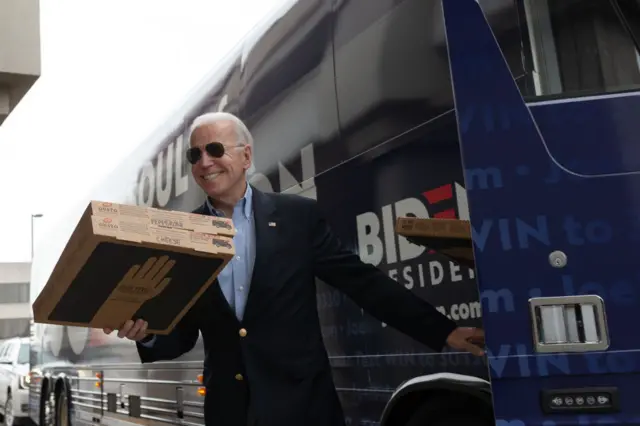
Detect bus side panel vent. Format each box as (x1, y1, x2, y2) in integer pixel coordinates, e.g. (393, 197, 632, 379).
(128, 395, 142, 418)
(176, 386, 184, 419)
(106, 393, 117, 413)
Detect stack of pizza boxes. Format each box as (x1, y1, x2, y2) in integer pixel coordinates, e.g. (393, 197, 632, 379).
(32, 201, 236, 335)
(89, 201, 236, 255)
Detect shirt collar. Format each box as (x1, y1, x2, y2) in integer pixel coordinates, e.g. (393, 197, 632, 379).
(206, 182, 253, 219)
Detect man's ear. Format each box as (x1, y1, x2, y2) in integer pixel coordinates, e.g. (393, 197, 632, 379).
(243, 144, 253, 171)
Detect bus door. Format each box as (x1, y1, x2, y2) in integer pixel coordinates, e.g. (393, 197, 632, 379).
(444, 0, 640, 424)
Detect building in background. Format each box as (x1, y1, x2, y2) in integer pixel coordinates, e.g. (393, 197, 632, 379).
(0, 0, 41, 125)
(0, 263, 31, 339)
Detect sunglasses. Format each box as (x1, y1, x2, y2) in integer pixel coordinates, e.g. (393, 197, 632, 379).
(186, 142, 236, 165)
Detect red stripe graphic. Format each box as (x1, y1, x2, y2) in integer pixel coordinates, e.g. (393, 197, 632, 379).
(434, 209, 456, 218)
(423, 184, 453, 204)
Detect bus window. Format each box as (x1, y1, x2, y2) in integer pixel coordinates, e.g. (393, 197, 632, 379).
(521, 0, 640, 98)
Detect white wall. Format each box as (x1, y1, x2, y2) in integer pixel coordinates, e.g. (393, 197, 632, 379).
(0, 0, 41, 124)
(0, 262, 30, 285)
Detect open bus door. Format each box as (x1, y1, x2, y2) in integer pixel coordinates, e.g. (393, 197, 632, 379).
(441, 0, 640, 424)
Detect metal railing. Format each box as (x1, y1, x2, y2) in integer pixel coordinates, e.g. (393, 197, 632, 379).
(31, 361, 207, 426)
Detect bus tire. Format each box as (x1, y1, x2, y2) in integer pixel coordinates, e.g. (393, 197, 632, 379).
(54, 378, 71, 426)
(39, 380, 54, 426)
(54, 387, 70, 426)
(403, 393, 493, 426)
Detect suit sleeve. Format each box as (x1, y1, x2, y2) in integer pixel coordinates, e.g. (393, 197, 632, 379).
(308, 199, 458, 352)
(136, 308, 199, 363)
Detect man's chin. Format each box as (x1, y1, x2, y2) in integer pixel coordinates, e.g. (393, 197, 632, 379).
(202, 181, 228, 197)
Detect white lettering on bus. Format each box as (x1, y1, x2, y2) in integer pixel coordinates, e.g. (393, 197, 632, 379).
(135, 135, 190, 207)
(250, 143, 317, 200)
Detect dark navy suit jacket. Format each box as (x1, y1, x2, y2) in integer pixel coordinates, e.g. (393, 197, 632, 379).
(136, 186, 457, 426)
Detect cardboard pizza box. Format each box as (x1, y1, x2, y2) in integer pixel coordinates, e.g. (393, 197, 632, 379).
(32, 201, 235, 335)
(395, 216, 475, 268)
(90, 200, 236, 237)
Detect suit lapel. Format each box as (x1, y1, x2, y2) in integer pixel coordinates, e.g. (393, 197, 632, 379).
(192, 203, 208, 215)
(243, 186, 279, 323)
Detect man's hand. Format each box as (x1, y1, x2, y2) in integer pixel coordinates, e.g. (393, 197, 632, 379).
(446, 327, 485, 356)
(103, 319, 149, 341)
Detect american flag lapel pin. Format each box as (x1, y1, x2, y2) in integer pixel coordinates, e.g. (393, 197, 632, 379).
(268, 222, 277, 227)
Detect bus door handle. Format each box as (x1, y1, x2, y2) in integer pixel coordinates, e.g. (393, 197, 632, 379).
(529, 295, 610, 353)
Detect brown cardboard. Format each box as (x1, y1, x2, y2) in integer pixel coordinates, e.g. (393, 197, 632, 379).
(32, 202, 235, 335)
(395, 217, 475, 268)
(90, 200, 236, 237)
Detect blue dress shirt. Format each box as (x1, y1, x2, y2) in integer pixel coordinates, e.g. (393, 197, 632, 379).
(205, 183, 256, 320)
(139, 183, 256, 347)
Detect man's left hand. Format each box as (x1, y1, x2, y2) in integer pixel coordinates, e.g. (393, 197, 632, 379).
(446, 327, 485, 356)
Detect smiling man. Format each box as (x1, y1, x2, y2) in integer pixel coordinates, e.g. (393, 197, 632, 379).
(187, 113, 253, 217)
(104, 111, 485, 426)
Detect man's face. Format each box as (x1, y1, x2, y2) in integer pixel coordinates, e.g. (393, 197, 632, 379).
(189, 120, 252, 198)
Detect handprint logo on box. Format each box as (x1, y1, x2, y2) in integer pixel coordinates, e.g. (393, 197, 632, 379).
(112, 256, 176, 303)
(91, 255, 176, 330)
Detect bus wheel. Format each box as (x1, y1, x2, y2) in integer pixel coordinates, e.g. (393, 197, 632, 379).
(40, 382, 55, 426)
(55, 388, 70, 426)
(403, 393, 493, 426)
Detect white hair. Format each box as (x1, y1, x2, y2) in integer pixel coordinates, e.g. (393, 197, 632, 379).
(188, 111, 254, 147)
(188, 111, 256, 175)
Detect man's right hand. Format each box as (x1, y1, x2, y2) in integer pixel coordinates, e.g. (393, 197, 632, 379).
(103, 319, 149, 341)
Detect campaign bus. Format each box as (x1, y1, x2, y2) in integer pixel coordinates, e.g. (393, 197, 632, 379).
(23, 0, 640, 425)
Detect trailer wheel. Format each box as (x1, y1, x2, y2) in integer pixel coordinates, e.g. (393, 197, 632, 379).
(403, 393, 493, 426)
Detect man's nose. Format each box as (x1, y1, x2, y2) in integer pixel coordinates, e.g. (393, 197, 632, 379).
(199, 151, 216, 167)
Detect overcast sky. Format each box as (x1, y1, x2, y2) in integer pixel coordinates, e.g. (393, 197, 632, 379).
(0, 0, 282, 263)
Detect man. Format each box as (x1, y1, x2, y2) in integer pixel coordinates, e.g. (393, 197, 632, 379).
(104, 111, 485, 426)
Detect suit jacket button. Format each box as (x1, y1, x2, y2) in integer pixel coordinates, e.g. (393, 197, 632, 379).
(235, 374, 244, 381)
(239, 328, 247, 337)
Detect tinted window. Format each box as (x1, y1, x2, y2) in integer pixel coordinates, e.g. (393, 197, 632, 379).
(521, 0, 640, 98)
(332, 0, 528, 159)
(240, 0, 340, 194)
(0, 342, 13, 362)
(618, 0, 640, 42)
(0, 283, 29, 304)
(0, 319, 30, 340)
(18, 343, 29, 365)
